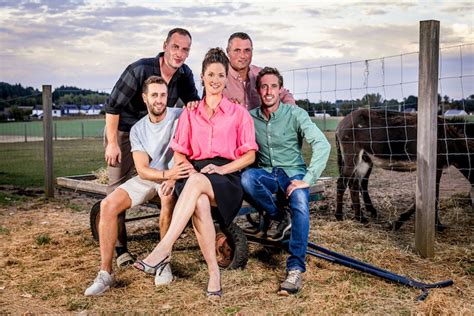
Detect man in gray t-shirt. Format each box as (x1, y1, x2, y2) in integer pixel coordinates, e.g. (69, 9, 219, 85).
(85, 76, 193, 296)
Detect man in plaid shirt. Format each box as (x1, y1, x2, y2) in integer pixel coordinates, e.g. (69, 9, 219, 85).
(103, 28, 199, 267)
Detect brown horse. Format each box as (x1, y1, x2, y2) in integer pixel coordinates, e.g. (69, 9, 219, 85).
(335, 108, 473, 230)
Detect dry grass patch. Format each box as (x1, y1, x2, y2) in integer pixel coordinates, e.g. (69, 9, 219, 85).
(0, 180, 473, 314)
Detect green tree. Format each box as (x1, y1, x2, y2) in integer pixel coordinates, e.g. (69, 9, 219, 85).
(361, 93, 383, 107)
(8, 106, 29, 121)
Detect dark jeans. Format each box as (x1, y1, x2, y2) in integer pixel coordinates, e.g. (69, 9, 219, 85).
(241, 168, 310, 272)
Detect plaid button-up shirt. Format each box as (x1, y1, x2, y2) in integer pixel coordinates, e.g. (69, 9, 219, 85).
(105, 52, 199, 132)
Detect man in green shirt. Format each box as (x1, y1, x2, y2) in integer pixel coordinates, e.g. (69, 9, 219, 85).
(241, 67, 330, 295)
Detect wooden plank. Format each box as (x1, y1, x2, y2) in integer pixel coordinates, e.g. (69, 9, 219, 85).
(415, 20, 439, 258)
(56, 176, 107, 196)
(57, 174, 326, 212)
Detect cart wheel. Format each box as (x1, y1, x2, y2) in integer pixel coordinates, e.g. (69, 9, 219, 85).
(215, 222, 248, 269)
(90, 200, 101, 240)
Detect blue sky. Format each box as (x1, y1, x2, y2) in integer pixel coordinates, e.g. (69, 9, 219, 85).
(0, 0, 472, 101)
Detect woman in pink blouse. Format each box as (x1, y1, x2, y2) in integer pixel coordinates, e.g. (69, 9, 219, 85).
(134, 48, 258, 299)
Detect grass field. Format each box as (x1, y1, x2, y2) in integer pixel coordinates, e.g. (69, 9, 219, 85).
(0, 139, 105, 187)
(0, 116, 340, 188)
(0, 118, 105, 139)
(0, 133, 338, 188)
(0, 117, 342, 140)
(311, 117, 342, 131)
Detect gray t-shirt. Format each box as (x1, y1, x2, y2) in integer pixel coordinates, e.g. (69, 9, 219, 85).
(130, 107, 182, 170)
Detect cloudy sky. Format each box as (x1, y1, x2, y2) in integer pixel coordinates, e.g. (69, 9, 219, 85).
(0, 0, 473, 101)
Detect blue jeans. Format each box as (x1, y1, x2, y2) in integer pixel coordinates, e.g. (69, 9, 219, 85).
(241, 168, 310, 272)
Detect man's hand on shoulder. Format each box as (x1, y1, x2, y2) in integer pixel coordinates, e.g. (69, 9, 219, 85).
(105, 142, 121, 167)
(286, 179, 309, 197)
(185, 100, 199, 110)
(229, 97, 242, 105)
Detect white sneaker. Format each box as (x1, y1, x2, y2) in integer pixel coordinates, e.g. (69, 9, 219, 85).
(84, 270, 115, 296)
(154, 262, 173, 286)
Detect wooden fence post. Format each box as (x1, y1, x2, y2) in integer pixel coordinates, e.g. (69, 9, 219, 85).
(42, 85, 54, 198)
(415, 20, 439, 258)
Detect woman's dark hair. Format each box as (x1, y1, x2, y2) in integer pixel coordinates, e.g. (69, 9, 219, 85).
(202, 47, 229, 76)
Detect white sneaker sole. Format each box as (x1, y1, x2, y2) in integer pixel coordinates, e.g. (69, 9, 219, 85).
(155, 276, 173, 286)
(84, 285, 110, 296)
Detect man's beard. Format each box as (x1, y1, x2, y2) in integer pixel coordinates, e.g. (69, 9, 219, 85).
(150, 103, 166, 117)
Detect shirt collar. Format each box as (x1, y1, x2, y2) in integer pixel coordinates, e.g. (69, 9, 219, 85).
(156, 52, 184, 77)
(255, 102, 283, 120)
(227, 65, 244, 81)
(197, 96, 231, 116)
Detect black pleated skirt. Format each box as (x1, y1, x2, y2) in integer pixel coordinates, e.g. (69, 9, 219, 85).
(174, 157, 243, 226)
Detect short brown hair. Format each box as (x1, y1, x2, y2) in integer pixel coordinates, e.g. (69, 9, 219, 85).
(227, 32, 253, 51)
(165, 28, 192, 43)
(142, 76, 167, 94)
(256, 67, 284, 89)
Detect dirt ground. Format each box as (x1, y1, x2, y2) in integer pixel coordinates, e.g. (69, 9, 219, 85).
(0, 167, 472, 314)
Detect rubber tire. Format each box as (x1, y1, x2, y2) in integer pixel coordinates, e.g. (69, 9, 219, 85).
(215, 222, 248, 270)
(90, 199, 128, 244)
(90, 200, 101, 241)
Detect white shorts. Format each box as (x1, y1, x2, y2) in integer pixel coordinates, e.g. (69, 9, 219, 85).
(118, 176, 161, 208)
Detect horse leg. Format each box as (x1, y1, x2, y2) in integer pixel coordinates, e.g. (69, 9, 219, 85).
(349, 178, 368, 223)
(336, 173, 350, 221)
(435, 171, 446, 232)
(335, 134, 348, 221)
(392, 170, 446, 232)
(392, 202, 415, 231)
(361, 164, 377, 219)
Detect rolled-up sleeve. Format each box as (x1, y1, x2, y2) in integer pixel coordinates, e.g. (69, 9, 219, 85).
(170, 109, 192, 156)
(129, 125, 144, 153)
(235, 110, 259, 157)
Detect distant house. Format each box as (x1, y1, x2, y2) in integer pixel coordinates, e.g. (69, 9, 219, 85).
(61, 104, 80, 116)
(314, 112, 331, 118)
(31, 105, 62, 118)
(444, 109, 467, 117)
(80, 104, 103, 115)
(403, 108, 417, 113)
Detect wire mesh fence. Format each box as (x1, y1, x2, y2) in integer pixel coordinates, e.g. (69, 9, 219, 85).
(279, 43, 473, 231)
(0, 44, 472, 233)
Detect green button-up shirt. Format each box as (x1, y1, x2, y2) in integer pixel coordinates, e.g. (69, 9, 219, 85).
(250, 103, 331, 185)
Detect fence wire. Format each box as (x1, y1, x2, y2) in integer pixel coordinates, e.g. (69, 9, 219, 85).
(0, 44, 472, 232)
(281, 43, 473, 230)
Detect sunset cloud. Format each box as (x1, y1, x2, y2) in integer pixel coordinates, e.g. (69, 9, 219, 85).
(0, 0, 472, 99)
